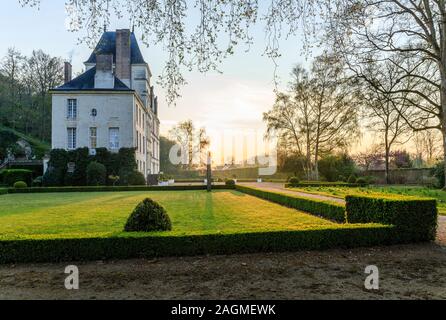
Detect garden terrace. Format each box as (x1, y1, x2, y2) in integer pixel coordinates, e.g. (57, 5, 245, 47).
(0, 184, 438, 263)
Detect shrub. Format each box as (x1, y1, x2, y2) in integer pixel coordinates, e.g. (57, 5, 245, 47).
(236, 185, 346, 222)
(13, 181, 28, 188)
(225, 179, 236, 187)
(86, 162, 107, 186)
(32, 176, 43, 187)
(124, 198, 172, 232)
(0, 225, 396, 264)
(67, 147, 90, 186)
(318, 153, 356, 182)
(42, 167, 64, 187)
(288, 176, 300, 186)
(285, 181, 360, 188)
(355, 177, 368, 186)
(431, 161, 444, 188)
(128, 171, 146, 185)
(0, 188, 7, 195)
(363, 176, 376, 185)
(2, 169, 33, 186)
(347, 174, 357, 184)
(345, 195, 437, 242)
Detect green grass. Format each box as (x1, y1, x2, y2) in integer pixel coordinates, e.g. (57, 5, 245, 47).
(0, 190, 370, 240)
(290, 185, 446, 215)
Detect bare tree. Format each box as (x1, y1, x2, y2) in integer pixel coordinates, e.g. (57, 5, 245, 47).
(414, 129, 442, 165)
(26, 50, 64, 140)
(169, 120, 210, 169)
(264, 53, 359, 180)
(0, 48, 25, 129)
(357, 58, 412, 183)
(316, 1, 446, 186)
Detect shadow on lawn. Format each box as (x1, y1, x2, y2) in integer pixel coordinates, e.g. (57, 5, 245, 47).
(203, 192, 216, 231)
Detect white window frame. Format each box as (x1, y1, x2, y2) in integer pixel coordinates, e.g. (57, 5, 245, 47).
(67, 99, 77, 119)
(90, 127, 97, 149)
(109, 127, 120, 150)
(67, 127, 77, 150)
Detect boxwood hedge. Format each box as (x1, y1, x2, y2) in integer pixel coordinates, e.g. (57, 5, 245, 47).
(345, 195, 437, 242)
(236, 185, 346, 222)
(6, 184, 235, 194)
(0, 226, 394, 264)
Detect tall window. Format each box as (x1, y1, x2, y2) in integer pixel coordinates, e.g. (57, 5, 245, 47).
(67, 128, 76, 149)
(109, 127, 119, 150)
(67, 99, 77, 119)
(89, 127, 97, 149)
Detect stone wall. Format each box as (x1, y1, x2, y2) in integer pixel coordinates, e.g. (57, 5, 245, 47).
(361, 168, 436, 185)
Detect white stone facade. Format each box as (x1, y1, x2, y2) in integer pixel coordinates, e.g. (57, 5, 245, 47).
(51, 29, 160, 178)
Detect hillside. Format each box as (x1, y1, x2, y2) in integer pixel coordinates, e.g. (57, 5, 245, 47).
(0, 125, 50, 160)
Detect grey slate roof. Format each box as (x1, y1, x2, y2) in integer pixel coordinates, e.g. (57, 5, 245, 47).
(52, 67, 132, 91)
(85, 31, 146, 64)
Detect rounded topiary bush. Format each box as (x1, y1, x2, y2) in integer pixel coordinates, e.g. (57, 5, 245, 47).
(124, 198, 172, 232)
(13, 181, 27, 188)
(225, 179, 236, 187)
(288, 176, 300, 186)
(87, 161, 107, 186)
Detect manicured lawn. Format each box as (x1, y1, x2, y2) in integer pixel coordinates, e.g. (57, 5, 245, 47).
(0, 190, 360, 240)
(290, 185, 445, 215)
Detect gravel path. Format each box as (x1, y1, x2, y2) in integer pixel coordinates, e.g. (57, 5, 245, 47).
(239, 182, 345, 204)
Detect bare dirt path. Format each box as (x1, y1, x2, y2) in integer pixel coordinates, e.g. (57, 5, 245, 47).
(0, 243, 445, 299)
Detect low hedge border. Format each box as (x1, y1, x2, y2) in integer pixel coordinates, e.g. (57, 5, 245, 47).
(285, 182, 363, 188)
(236, 185, 346, 223)
(346, 195, 438, 242)
(5, 184, 235, 194)
(0, 226, 395, 264)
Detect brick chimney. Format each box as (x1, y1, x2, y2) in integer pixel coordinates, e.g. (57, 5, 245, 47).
(64, 62, 72, 84)
(115, 29, 131, 87)
(94, 54, 114, 88)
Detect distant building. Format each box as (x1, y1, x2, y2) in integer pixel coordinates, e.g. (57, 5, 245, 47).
(50, 29, 160, 177)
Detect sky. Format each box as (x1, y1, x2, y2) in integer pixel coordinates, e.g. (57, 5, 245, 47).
(0, 0, 372, 165)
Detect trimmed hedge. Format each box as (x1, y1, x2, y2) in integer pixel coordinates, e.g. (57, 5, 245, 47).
(0, 225, 394, 264)
(0, 188, 7, 195)
(285, 182, 362, 188)
(1, 169, 33, 186)
(346, 195, 438, 242)
(5, 184, 236, 194)
(236, 185, 346, 222)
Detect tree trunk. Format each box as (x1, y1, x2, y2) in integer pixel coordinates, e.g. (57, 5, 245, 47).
(385, 128, 390, 184)
(385, 147, 390, 185)
(314, 143, 319, 181)
(441, 82, 446, 188)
